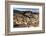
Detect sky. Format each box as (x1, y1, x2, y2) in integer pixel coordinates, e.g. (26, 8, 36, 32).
(13, 8, 39, 13)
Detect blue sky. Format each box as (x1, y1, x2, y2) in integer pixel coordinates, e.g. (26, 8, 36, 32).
(13, 8, 39, 13)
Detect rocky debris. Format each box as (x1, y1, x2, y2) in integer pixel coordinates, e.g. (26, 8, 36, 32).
(13, 12, 39, 27)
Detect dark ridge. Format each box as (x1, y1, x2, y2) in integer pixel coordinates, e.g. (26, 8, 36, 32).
(13, 10, 39, 14)
(13, 10, 24, 14)
(13, 10, 20, 13)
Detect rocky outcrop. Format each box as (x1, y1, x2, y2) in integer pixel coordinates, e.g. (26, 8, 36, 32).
(13, 10, 39, 27)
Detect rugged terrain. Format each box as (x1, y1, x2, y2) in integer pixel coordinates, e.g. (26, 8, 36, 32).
(13, 10, 39, 27)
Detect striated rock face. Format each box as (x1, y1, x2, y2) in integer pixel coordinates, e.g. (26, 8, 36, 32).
(13, 12, 39, 27)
